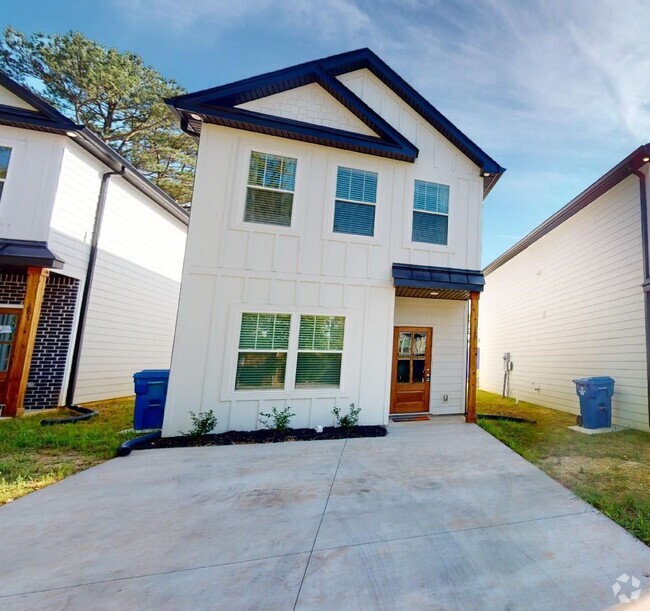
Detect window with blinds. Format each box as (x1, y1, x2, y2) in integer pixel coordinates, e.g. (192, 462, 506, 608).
(296, 315, 345, 388)
(0, 146, 12, 203)
(411, 180, 449, 245)
(333, 166, 377, 237)
(245, 151, 297, 226)
(235, 313, 291, 389)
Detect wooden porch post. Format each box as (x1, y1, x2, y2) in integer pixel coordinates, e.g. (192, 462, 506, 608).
(466, 291, 480, 423)
(3, 267, 49, 417)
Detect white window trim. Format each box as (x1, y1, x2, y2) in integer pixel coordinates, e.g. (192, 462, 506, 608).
(0, 136, 24, 215)
(229, 142, 307, 236)
(324, 159, 383, 244)
(223, 306, 349, 400)
(402, 176, 453, 253)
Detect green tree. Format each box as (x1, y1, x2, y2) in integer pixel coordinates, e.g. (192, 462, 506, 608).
(0, 27, 196, 205)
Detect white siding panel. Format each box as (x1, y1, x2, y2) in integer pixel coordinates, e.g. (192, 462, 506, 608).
(0, 127, 63, 241)
(237, 84, 377, 136)
(479, 176, 649, 431)
(74, 177, 186, 403)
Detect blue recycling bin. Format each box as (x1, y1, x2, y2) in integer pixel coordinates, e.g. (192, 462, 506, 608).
(133, 369, 170, 431)
(572, 376, 615, 429)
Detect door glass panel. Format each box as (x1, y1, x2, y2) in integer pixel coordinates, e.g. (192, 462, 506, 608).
(413, 332, 427, 356)
(412, 359, 425, 383)
(0, 313, 17, 373)
(0, 313, 16, 340)
(397, 359, 410, 383)
(397, 332, 411, 356)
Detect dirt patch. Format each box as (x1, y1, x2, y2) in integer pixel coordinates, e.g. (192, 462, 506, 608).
(137, 425, 387, 450)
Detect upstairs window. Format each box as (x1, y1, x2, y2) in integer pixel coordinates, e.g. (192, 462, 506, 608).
(333, 167, 377, 237)
(236, 313, 291, 390)
(412, 180, 449, 245)
(0, 146, 12, 203)
(245, 151, 297, 227)
(296, 315, 345, 388)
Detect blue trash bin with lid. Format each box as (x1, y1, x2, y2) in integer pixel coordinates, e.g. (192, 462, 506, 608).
(133, 369, 170, 430)
(572, 376, 615, 429)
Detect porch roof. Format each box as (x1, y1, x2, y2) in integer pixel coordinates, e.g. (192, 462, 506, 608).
(392, 263, 484, 300)
(0, 239, 64, 269)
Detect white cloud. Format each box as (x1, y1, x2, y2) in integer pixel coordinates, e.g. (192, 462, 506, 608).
(119, 0, 374, 41)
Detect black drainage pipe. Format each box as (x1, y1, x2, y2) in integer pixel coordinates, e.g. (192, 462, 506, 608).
(43, 166, 125, 427)
(118, 431, 161, 457)
(632, 166, 650, 429)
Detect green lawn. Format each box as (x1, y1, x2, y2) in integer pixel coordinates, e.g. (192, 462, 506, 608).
(477, 389, 650, 545)
(0, 398, 136, 505)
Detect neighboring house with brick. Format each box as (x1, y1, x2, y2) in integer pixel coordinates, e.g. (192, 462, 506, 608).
(0, 72, 188, 416)
(479, 145, 650, 431)
(161, 48, 504, 435)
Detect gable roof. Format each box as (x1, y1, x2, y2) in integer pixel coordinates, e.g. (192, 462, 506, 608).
(484, 144, 650, 275)
(166, 48, 505, 196)
(0, 72, 189, 225)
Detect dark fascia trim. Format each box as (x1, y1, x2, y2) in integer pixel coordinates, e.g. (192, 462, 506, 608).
(0, 71, 189, 226)
(0, 72, 76, 128)
(484, 144, 650, 275)
(322, 50, 505, 177)
(179, 102, 416, 161)
(166, 48, 505, 195)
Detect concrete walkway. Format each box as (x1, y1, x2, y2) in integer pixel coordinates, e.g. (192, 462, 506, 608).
(1, 421, 649, 610)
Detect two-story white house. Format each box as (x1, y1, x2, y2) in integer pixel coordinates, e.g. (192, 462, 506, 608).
(161, 48, 504, 435)
(0, 71, 188, 417)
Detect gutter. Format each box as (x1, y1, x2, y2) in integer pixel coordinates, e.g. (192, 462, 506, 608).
(632, 165, 650, 427)
(58, 167, 126, 420)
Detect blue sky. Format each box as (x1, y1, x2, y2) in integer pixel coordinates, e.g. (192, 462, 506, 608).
(4, 0, 650, 265)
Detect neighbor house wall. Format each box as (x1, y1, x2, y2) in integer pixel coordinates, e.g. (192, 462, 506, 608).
(74, 176, 187, 403)
(47, 141, 187, 405)
(479, 175, 649, 430)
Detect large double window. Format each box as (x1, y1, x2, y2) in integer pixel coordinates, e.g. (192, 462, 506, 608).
(0, 146, 12, 203)
(412, 180, 449, 245)
(235, 313, 345, 390)
(244, 151, 297, 227)
(333, 166, 378, 237)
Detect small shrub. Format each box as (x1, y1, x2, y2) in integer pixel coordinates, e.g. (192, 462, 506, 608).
(259, 407, 295, 432)
(332, 403, 361, 429)
(180, 410, 217, 437)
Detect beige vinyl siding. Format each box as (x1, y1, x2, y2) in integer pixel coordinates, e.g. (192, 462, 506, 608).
(479, 175, 648, 430)
(74, 178, 186, 403)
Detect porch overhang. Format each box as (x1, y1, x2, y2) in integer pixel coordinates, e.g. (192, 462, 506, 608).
(392, 263, 484, 300)
(0, 239, 64, 270)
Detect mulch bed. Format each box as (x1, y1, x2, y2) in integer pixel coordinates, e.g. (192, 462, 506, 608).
(137, 425, 387, 449)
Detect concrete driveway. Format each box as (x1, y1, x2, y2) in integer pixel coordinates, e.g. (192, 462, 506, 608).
(1, 420, 649, 610)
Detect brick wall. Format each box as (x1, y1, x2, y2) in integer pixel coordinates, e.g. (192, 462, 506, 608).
(0, 273, 27, 304)
(25, 273, 79, 409)
(0, 271, 79, 410)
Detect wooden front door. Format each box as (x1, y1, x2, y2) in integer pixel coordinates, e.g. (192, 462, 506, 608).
(390, 327, 432, 414)
(0, 308, 21, 410)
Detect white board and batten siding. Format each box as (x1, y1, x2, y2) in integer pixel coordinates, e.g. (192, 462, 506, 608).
(163, 71, 483, 435)
(0, 125, 64, 242)
(480, 175, 649, 431)
(49, 141, 187, 404)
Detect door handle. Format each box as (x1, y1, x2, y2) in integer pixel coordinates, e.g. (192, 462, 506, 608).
(425, 369, 430, 382)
